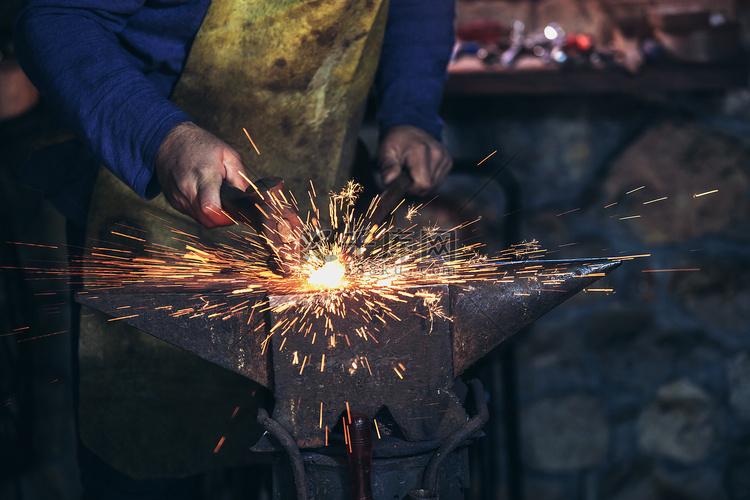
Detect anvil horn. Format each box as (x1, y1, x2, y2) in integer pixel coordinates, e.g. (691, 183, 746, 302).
(451, 258, 621, 376)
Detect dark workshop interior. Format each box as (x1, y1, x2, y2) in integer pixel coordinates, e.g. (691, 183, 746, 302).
(2, 0, 750, 499)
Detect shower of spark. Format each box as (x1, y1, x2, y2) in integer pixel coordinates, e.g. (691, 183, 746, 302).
(3, 176, 653, 450)
(63, 180, 509, 378)
(16, 178, 645, 383)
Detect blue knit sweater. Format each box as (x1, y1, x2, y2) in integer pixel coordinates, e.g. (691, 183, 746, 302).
(15, 0, 455, 225)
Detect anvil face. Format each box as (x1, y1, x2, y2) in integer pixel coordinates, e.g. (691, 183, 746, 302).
(76, 258, 621, 448)
(268, 284, 466, 449)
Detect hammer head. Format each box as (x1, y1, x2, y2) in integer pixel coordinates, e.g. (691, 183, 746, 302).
(220, 177, 303, 275)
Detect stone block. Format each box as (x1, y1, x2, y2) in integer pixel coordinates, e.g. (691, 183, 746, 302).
(728, 352, 750, 420)
(670, 255, 750, 334)
(598, 459, 656, 500)
(516, 319, 596, 395)
(637, 378, 716, 464)
(726, 433, 750, 500)
(599, 459, 727, 500)
(522, 394, 609, 471)
(603, 122, 750, 244)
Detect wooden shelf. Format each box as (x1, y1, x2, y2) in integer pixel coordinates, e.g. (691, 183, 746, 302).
(445, 56, 748, 95)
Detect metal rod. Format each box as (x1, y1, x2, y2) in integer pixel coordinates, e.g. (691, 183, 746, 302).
(422, 378, 489, 493)
(365, 170, 413, 230)
(257, 408, 309, 500)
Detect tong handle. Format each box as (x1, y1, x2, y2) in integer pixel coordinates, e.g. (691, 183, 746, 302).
(219, 182, 259, 225)
(220, 178, 301, 275)
(367, 170, 414, 229)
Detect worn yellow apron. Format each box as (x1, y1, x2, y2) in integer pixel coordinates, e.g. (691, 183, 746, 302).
(80, 0, 388, 478)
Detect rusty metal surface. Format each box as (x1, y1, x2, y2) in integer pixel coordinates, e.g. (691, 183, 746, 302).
(75, 257, 622, 448)
(451, 258, 621, 376)
(268, 284, 467, 449)
(220, 178, 303, 275)
(422, 378, 488, 494)
(76, 283, 272, 389)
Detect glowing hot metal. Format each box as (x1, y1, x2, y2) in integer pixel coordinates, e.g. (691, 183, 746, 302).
(306, 257, 346, 289)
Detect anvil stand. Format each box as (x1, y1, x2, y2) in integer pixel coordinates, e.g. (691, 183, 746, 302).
(252, 378, 488, 500)
(250, 282, 484, 500)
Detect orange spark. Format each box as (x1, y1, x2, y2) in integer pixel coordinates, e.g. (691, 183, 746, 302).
(693, 189, 718, 198)
(110, 231, 145, 242)
(108, 314, 139, 322)
(213, 436, 226, 454)
(613, 253, 651, 260)
(16, 330, 68, 342)
(6, 241, 58, 249)
(242, 127, 260, 155)
(477, 150, 497, 165)
(642, 268, 700, 273)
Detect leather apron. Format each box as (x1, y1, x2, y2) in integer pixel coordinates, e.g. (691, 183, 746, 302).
(79, 0, 388, 478)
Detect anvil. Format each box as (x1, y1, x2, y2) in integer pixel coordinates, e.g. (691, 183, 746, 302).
(77, 258, 620, 449)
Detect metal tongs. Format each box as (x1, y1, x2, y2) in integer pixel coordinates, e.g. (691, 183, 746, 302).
(220, 177, 303, 276)
(341, 170, 414, 260)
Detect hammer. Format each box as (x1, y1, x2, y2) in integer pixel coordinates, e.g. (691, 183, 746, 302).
(221, 171, 414, 272)
(365, 170, 414, 231)
(220, 177, 303, 275)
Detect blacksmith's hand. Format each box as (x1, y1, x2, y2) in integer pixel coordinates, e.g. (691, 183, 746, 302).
(377, 125, 453, 196)
(155, 122, 250, 228)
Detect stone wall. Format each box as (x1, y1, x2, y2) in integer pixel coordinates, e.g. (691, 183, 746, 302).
(440, 87, 750, 500)
(435, 1, 750, 497)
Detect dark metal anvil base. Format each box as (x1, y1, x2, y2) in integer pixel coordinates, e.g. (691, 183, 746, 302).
(284, 444, 470, 500)
(77, 258, 620, 449)
(254, 378, 488, 500)
(268, 283, 465, 449)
